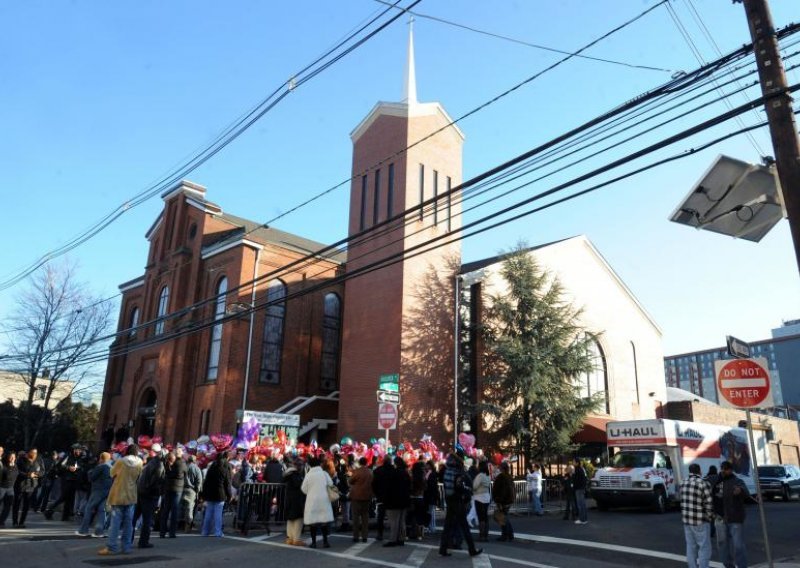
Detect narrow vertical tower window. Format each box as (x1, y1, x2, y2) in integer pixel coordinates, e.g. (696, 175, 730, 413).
(432, 170, 439, 226)
(373, 168, 381, 226)
(359, 175, 367, 231)
(446, 176, 452, 232)
(419, 164, 425, 221)
(387, 163, 395, 219)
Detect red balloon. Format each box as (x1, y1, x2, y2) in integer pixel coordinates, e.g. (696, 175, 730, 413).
(492, 452, 503, 466)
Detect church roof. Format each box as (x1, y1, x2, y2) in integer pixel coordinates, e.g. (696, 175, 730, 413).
(212, 211, 347, 264)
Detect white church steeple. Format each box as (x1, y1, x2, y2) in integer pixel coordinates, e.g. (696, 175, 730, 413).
(402, 17, 417, 105)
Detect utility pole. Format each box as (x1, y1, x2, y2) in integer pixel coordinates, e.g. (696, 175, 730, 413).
(737, 0, 800, 275)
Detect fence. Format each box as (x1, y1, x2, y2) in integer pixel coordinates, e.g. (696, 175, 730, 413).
(235, 477, 567, 534)
(235, 483, 287, 535)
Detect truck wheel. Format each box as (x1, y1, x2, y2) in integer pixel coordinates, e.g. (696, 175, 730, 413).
(652, 487, 667, 514)
(782, 485, 791, 502)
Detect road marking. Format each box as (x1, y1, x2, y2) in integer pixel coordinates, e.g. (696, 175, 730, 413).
(342, 541, 371, 556)
(406, 547, 429, 567)
(472, 552, 493, 568)
(225, 534, 410, 568)
(488, 530, 724, 568)
(252, 533, 278, 541)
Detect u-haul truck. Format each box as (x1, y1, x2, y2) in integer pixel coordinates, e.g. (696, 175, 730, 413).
(590, 419, 757, 513)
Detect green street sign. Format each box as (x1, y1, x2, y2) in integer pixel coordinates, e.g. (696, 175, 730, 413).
(379, 373, 399, 392)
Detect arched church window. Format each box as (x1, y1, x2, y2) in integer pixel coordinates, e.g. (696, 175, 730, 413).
(582, 337, 609, 414)
(320, 293, 342, 391)
(259, 279, 286, 384)
(154, 286, 169, 336)
(206, 276, 228, 381)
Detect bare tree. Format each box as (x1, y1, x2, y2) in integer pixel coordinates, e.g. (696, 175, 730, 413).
(3, 262, 112, 447)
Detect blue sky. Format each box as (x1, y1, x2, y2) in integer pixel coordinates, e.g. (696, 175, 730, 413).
(0, 0, 798, 362)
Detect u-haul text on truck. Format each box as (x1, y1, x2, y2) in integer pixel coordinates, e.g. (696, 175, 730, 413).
(590, 419, 757, 513)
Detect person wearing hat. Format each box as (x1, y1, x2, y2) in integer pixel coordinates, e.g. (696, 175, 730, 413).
(76, 452, 112, 537)
(135, 443, 165, 549)
(711, 461, 749, 568)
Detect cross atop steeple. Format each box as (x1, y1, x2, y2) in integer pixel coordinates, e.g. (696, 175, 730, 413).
(402, 16, 417, 105)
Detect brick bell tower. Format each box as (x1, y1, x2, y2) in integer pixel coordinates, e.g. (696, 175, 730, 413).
(337, 21, 464, 445)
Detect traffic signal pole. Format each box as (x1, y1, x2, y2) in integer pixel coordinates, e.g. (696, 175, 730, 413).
(737, 0, 800, 275)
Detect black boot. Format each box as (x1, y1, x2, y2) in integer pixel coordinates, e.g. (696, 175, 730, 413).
(309, 525, 318, 548)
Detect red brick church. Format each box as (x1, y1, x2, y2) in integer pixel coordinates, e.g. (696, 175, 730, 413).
(98, 27, 465, 447)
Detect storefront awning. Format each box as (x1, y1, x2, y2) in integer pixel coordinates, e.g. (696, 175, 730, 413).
(572, 415, 613, 444)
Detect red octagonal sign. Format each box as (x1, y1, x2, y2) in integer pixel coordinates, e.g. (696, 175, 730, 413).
(378, 402, 397, 430)
(715, 357, 772, 409)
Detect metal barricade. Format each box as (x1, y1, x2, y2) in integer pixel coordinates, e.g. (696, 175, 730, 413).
(235, 482, 286, 535)
(437, 478, 565, 515)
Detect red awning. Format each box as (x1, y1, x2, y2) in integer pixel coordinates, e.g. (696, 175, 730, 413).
(572, 415, 613, 444)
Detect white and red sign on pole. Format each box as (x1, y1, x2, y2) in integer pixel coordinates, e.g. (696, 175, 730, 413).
(715, 357, 773, 409)
(377, 402, 398, 430)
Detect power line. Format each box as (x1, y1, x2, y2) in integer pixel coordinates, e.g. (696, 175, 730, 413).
(372, 0, 674, 73)
(9, 80, 796, 369)
(666, 0, 766, 156)
(6, 24, 797, 362)
(255, 0, 675, 227)
(0, 0, 419, 294)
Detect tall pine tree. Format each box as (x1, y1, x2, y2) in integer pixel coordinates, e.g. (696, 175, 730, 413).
(479, 244, 601, 464)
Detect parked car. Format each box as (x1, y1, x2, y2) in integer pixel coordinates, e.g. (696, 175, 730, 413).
(757, 464, 800, 501)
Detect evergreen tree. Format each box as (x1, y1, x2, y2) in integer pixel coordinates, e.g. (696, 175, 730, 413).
(479, 244, 601, 463)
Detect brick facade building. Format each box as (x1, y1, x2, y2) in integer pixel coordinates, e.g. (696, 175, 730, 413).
(99, 30, 669, 450)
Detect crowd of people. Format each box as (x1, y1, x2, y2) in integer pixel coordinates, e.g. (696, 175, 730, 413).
(679, 461, 751, 568)
(0, 437, 562, 558)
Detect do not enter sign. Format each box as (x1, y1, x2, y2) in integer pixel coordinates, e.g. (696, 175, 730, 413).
(378, 402, 397, 430)
(715, 357, 773, 409)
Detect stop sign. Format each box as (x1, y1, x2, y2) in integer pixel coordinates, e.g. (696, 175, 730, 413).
(715, 357, 773, 409)
(378, 402, 397, 430)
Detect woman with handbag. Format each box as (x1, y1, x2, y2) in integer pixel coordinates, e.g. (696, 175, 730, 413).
(301, 456, 335, 548)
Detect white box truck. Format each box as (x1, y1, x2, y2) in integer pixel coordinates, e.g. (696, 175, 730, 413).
(589, 419, 757, 513)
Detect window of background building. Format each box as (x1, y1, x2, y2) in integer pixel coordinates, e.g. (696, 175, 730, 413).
(387, 164, 394, 219)
(320, 293, 342, 391)
(155, 286, 169, 335)
(129, 307, 140, 338)
(260, 279, 286, 384)
(206, 276, 228, 382)
(37, 385, 47, 400)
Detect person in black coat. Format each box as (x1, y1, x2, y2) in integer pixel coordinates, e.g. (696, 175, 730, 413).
(14, 449, 43, 528)
(0, 452, 19, 527)
(136, 453, 165, 548)
(160, 450, 187, 539)
(283, 459, 306, 546)
(383, 457, 411, 547)
(45, 445, 86, 521)
(424, 461, 440, 534)
(201, 454, 231, 537)
(371, 455, 393, 540)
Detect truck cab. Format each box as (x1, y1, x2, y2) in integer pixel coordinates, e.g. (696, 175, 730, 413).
(591, 448, 675, 513)
(591, 418, 758, 513)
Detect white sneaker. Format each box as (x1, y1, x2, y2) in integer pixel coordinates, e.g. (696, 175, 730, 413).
(75, 531, 90, 537)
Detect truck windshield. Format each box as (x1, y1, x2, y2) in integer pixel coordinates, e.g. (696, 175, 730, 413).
(610, 451, 654, 468)
(757, 466, 786, 478)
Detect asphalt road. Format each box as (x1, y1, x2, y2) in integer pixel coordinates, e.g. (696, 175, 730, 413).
(2, 501, 798, 568)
